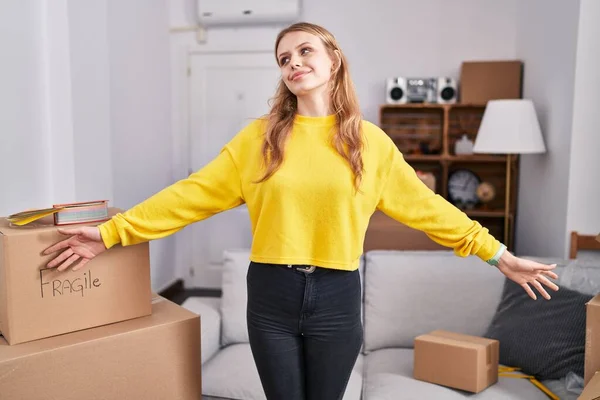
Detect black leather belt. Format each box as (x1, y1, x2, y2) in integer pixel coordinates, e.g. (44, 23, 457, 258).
(287, 265, 316, 274)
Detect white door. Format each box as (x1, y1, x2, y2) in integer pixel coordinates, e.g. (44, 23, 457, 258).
(187, 51, 280, 288)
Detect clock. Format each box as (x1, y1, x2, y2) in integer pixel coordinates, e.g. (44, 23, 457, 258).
(448, 169, 481, 209)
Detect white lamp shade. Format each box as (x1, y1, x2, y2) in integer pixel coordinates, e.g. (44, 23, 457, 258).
(473, 99, 546, 154)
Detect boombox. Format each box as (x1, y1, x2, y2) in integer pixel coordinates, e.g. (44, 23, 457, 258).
(386, 77, 457, 104)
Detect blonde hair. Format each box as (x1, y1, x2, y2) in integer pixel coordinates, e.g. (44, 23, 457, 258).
(257, 22, 364, 191)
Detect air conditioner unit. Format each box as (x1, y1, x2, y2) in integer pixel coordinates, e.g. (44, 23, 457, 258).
(197, 0, 300, 27)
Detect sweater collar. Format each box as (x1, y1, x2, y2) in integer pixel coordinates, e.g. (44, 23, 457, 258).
(294, 114, 336, 127)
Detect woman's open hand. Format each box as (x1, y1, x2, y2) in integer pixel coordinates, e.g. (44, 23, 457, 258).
(496, 251, 559, 300)
(42, 226, 107, 272)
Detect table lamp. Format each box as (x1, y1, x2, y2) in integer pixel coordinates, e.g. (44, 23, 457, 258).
(472, 99, 547, 246)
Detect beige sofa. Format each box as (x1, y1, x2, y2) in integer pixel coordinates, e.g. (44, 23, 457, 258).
(183, 249, 591, 399)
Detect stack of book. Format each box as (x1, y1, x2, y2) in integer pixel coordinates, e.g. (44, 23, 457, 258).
(7, 200, 110, 226)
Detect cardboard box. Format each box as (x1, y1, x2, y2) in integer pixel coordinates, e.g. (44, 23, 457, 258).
(364, 211, 446, 252)
(585, 294, 600, 385)
(580, 371, 600, 400)
(0, 208, 151, 345)
(459, 60, 523, 104)
(0, 296, 201, 400)
(414, 330, 499, 393)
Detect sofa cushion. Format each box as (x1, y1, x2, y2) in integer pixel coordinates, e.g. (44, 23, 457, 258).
(220, 249, 366, 347)
(555, 258, 600, 296)
(364, 348, 465, 399)
(181, 296, 222, 364)
(202, 343, 364, 400)
(345, 354, 364, 400)
(363, 250, 505, 351)
(202, 343, 266, 400)
(221, 249, 253, 346)
(484, 278, 593, 380)
(364, 348, 551, 399)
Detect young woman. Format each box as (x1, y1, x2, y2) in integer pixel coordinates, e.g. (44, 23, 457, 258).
(43, 22, 559, 400)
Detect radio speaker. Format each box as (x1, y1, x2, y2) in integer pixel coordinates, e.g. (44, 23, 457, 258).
(436, 77, 457, 104)
(386, 77, 407, 104)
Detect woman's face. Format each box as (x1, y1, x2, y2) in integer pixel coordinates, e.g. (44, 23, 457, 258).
(276, 31, 335, 97)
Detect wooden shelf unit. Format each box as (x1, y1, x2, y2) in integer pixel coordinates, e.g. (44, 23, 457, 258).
(376, 103, 519, 250)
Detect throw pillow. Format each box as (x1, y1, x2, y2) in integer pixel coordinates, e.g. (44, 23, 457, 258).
(484, 278, 593, 380)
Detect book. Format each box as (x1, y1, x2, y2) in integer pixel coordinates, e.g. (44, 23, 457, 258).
(53, 200, 110, 226)
(7, 200, 109, 226)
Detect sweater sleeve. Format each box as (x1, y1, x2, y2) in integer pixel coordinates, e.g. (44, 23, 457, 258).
(98, 147, 244, 249)
(376, 146, 501, 262)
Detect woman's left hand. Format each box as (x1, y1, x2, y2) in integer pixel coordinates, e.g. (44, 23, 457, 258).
(496, 251, 560, 300)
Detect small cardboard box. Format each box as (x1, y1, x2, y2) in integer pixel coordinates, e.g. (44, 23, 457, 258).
(459, 60, 523, 104)
(0, 208, 151, 345)
(0, 296, 202, 400)
(580, 371, 600, 400)
(585, 294, 600, 385)
(414, 330, 499, 393)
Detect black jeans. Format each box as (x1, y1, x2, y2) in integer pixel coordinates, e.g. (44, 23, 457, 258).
(246, 262, 363, 400)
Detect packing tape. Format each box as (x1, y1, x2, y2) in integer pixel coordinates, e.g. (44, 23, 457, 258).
(498, 366, 559, 400)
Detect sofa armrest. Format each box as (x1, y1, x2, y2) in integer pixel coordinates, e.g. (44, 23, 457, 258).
(181, 297, 222, 364)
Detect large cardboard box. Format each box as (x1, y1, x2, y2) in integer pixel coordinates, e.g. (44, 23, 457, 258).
(414, 330, 499, 393)
(0, 209, 151, 345)
(0, 296, 201, 399)
(459, 60, 523, 104)
(585, 294, 600, 385)
(580, 371, 600, 400)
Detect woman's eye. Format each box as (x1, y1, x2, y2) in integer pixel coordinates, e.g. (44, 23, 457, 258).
(301, 48, 310, 55)
(280, 57, 289, 66)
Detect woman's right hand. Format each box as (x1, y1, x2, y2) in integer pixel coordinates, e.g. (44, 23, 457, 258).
(43, 226, 107, 272)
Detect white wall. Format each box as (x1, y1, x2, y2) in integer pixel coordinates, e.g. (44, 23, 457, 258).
(514, 0, 581, 257)
(0, 0, 114, 212)
(0, 1, 176, 292)
(67, 0, 113, 202)
(106, 0, 177, 290)
(566, 0, 600, 258)
(302, 0, 519, 122)
(44, 0, 77, 204)
(169, 0, 519, 124)
(0, 2, 51, 214)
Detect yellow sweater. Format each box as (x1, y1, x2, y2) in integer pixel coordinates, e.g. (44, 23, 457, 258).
(98, 114, 501, 270)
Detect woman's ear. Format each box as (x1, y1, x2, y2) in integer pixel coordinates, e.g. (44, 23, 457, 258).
(332, 50, 342, 73)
